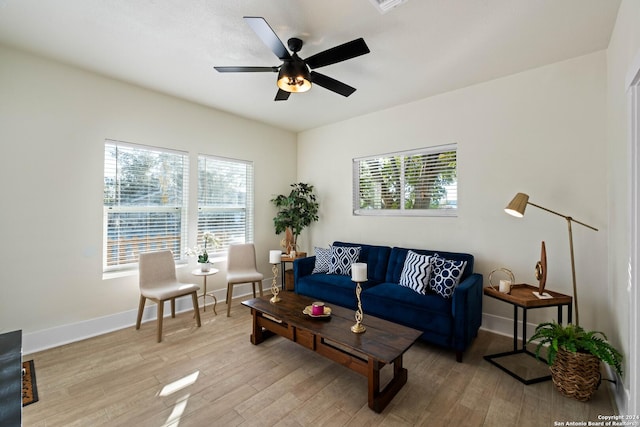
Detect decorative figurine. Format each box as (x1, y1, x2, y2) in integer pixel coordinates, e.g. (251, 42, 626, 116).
(534, 241, 551, 298)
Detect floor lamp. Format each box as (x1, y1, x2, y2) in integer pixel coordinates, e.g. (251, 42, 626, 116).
(504, 192, 598, 326)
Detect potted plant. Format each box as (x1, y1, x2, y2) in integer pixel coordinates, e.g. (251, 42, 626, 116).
(185, 231, 220, 271)
(528, 321, 622, 401)
(271, 182, 319, 253)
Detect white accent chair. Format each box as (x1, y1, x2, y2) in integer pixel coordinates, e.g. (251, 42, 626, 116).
(226, 243, 264, 317)
(136, 250, 201, 342)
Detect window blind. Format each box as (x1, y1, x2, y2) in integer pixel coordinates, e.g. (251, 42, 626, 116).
(197, 155, 254, 254)
(353, 144, 457, 216)
(103, 140, 189, 270)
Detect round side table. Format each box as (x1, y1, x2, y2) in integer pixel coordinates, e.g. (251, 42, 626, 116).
(191, 268, 219, 314)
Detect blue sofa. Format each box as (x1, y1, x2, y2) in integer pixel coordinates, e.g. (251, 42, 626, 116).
(294, 241, 483, 362)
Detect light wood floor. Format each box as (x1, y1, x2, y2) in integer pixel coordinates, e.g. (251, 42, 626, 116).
(23, 298, 617, 426)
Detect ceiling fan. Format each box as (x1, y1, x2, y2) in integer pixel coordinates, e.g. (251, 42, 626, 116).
(214, 17, 370, 101)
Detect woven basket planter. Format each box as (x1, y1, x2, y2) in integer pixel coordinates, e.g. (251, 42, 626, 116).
(550, 348, 601, 401)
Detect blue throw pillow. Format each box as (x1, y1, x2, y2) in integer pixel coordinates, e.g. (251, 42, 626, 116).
(399, 250, 432, 294)
(429, 254, 467, 298)
(328, 246, 361, 276)
(312, 247, 332, 274)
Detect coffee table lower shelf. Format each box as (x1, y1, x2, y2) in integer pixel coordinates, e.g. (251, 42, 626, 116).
(242, 295, 421, 413)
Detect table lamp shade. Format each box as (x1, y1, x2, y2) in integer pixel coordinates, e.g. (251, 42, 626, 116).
(505, 192, 529, 217)
(269, 250, 281, 264)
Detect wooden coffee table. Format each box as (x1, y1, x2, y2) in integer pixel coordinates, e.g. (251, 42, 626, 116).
(242, 292, 422, 413)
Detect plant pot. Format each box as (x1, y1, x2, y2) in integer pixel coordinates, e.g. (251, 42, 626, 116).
(199, 262, 211, 272)
(550, 348, 601, 401)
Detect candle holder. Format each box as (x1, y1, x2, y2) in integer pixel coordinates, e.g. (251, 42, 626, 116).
(351, 281, 366, 334)
(351, 263, 367, 334)
(270, 263, 281, 303)
(269, 250, 281, 303)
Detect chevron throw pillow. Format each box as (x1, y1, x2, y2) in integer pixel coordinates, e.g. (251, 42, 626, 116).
(399, 250, 432, 294)
(429, 254, 467, 298)
(328, 246, 361, 276)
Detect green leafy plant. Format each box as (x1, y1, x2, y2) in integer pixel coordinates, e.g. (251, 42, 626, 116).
(528, 321, 623, 376)
(271, 182, 319, 249)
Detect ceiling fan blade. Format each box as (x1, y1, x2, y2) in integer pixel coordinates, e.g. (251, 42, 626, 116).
(310, 71, 356, 97)
(214, 66, 279, 73)
(275, 89, 291, 101)
(305, 38, 370, 69)
(243, 16, 291, 61)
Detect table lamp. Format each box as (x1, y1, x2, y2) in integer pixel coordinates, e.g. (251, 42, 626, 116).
(504, 192, 598, 326)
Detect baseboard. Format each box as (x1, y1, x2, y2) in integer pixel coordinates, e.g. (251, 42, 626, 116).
(22, 300, 535, 356)
(23, 280, 270, 355)
(602, 363, 628, 415)
(479, 312, 539, 342)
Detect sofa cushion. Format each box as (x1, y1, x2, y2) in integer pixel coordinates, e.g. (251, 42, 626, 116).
(295, 273, 379, 309)
(332, 241, 391, 282)
(328, 245, 361, 276)
(312, 247, 332, 274)
(362, 283, 453, 339)
(398, 250, 432, 294)
(429, 254, 467, 298)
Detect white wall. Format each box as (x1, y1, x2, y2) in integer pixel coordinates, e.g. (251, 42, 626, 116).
(0, 45, 297, 350)
(606, 0, 640, 414)
(298, 51, 608, 335)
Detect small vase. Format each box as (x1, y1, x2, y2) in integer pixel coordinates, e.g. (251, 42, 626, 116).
(199, 262, 211, 272)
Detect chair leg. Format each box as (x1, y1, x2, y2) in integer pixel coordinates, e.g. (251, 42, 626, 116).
(136, 295, 146, 330)
(171, 298, 176, 318)
(226, 283, 233, 317)
(258, 281, 264, 296)
(252, 282, 257, 298)
(191, 292, 202, 327)
(157, 300, 164, 343)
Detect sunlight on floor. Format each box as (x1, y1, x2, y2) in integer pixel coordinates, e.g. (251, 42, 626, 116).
(162, 394, 189, 427)
(159, 371, 200, 397)
(159, 371, 200, 426)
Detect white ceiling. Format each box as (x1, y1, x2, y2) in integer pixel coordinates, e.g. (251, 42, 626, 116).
(0, 0, 621, 133)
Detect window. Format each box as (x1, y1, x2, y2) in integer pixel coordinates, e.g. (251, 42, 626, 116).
(197, 155, 254, 255)
(353, 144, 457, 216)
(103, 140, 189, 271)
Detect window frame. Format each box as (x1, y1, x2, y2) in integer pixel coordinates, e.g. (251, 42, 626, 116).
(102, 139, 189, 273)
(353, 143, 458, 217)
(196, 154, 255, 258)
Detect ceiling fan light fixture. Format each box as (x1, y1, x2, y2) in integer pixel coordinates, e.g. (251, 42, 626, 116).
(277, 60, 311, 93)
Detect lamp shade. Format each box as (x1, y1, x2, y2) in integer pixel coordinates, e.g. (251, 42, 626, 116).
(277, 59, 311, 93)
(505, 192, 529, 218)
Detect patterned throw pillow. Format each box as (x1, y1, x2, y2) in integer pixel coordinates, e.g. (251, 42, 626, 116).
(429, 254, 467, 298)
(327, 246, 361, 276)
(399, 251, 431, 294)
(312, 247, 332, 274)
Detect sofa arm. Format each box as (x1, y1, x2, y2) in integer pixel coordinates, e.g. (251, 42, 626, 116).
(451, 273, 483, 358)
(293, 256, 316, 284)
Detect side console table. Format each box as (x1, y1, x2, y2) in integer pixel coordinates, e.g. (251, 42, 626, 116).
(483, 284, 572, 384)
(280, 252, 306, 291)
(191, 268, 219, 314)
